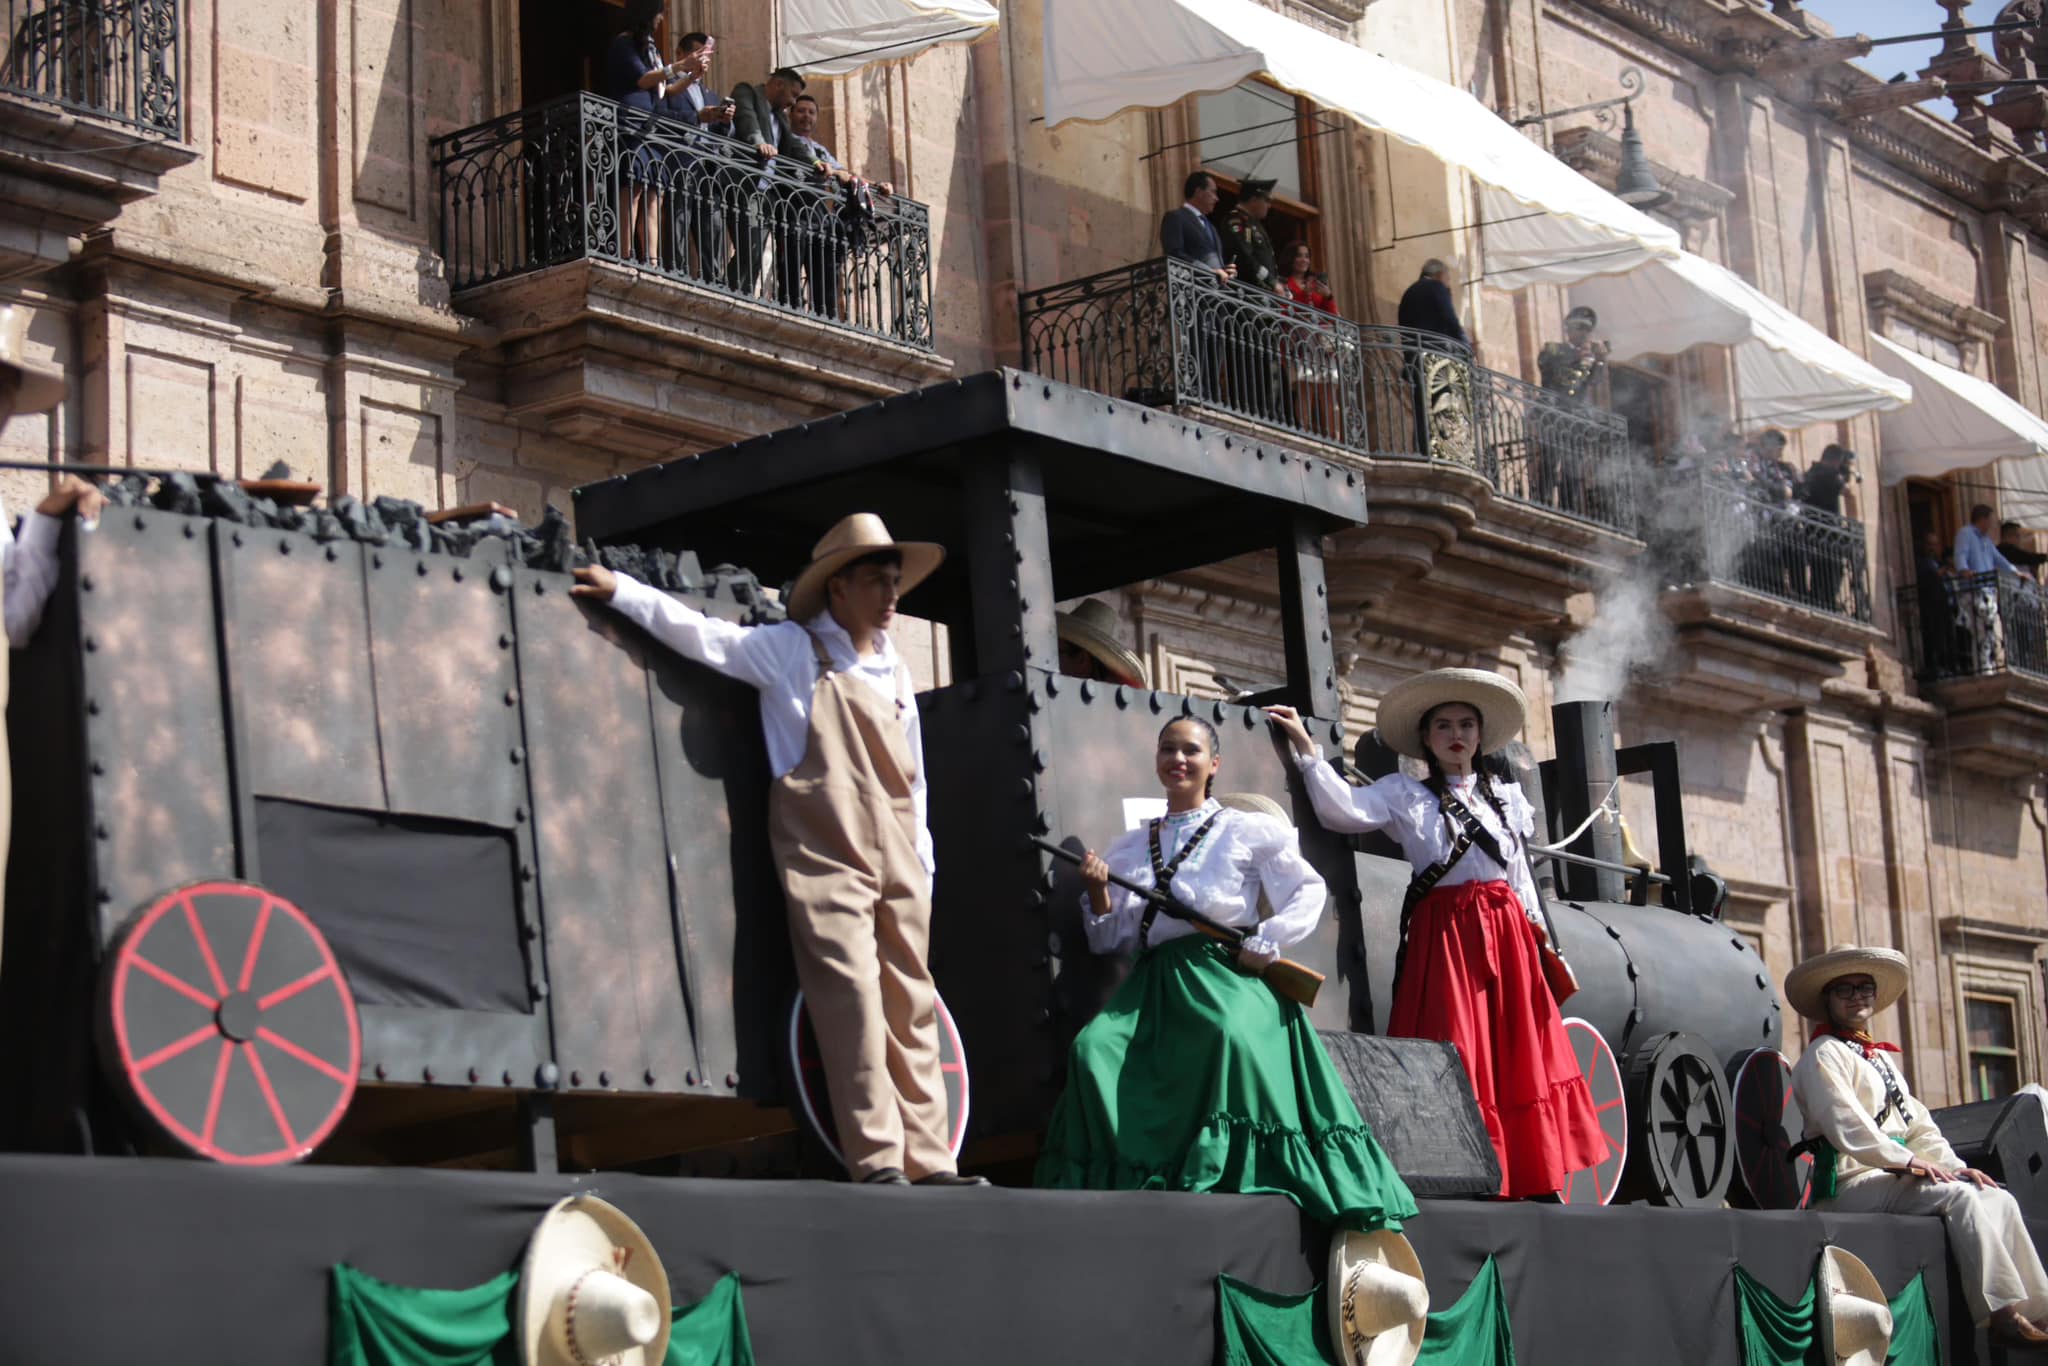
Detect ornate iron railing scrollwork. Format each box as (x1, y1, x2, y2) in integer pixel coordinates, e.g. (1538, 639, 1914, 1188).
(430, 92, 937, 351)
(1650, 471, 1871, 623)
(1895, 570, 2048, 682)
(0, 0, 181, 135)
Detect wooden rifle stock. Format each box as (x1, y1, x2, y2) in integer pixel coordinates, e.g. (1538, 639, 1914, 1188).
(1028, 836, 1325, 1008)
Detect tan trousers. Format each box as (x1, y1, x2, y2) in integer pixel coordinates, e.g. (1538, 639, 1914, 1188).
(1829, 1170, 2048, 1324)
(768, 633, 952, 1180)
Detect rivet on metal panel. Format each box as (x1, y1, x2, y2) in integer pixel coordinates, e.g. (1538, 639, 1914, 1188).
(1316, 584, 1326, 598)
(94, 822, 108, 840)
(1013, 549, 1024, 564)
(135, 514, 148, 531)
(372, 554, 384, 569)
(502, 1070, 514, 1086)
(1047, 931, 1063, 954)
(686, 1070, 699, 1086)
(1041, 868, 1058, 891)
(725, 1073, 738, 1089)
(514, 807, 528, 823)
(468, 1067, 480, 1083)
(1321, 629, 1331, 643)
(510, 747, 524, 764)
(644, 1069, 657, 1086)
(325, 546, 338, 562)
(86, 699, 100, 716)
(183, 522, 196, 539)
(1755, 973, 1767, 989)
(1027, 890, 1046, 910)
(229, 530, 242, 547)
(80, 574, 93, 592)
(1148, 692, 1163, 714)
(279, 538, 291, 556)
(1032, 808, 1051, 834)
(84, 636, 96, 652)
(1223, 438, 1233, 450)
(1026, 692, 1041, 713)
(1016, 778, 1034, 799)
(1009, 624, 1020, 638)
(504, 689, 518, 706)
(499, 633, 513, 649)
(1278, 452, 1289, 464)
(532, 980, 548, 1001)
(1211, 701, 1226, 723)
(1045, 675, 1059, 697)
(523, 919, 539, 940)
(1018, 597, 1030, 613)
(1008, 497, 1020, 514)
(96, 888, 110, 904)
(1328, 723, 1342, 743)
(538, 1062, 559, 1088)
(416, 560, 428, 577)
(1041, 385, 1051, 399)
(1180, 697, 1193, 717)
(90, 759, 105, 776)
(520, 864, 534, 882)
(598, 1070, 612, 1088)
(1241, 708, 1256, 729)
(1255, 449, 1265, 461)
(1010, 724, 1029, 746)
(1141, 412, 1149, 424)
(1324, 672, 1334, 689)
(491, 567, 512, 593)
(1005, 671, 1024, 692)
(422, 1066, 434, 1082)
(533, 580, 546, 596)
(570, 1070, 583, 1087)
(1078, 680, 1094, 703)
(452, 565, 464, 582)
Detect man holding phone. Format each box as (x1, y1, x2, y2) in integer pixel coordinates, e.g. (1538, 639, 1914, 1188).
(663, 31, 736, 282)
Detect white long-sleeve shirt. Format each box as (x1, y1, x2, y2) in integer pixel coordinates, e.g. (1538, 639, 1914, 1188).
(2, 507, 62, 648)
(1082, 800, 1325, 960)
(1290, 747, 1544, 927)
(1792, 1034, 1962, 1187)
(608, 572, 934, 882)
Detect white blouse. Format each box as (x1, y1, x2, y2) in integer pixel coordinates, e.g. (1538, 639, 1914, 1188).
(1290, 747, 1544, 926)
(1791, 1035, 1961, 1188)
(1081, 801, 1326, 960)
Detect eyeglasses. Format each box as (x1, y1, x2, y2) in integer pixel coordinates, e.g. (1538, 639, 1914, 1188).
(1827, 982, 1878, 1001)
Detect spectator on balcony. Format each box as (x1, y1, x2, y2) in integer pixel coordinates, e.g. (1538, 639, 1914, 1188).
(1998, 520, 2047, 579)
(1916, 531, 1963, 678)
(1219, 178, 1290, 426)
(1397, 260, 1468, 460)
(1222, 178, 1284, 295)
(1160, 171, 1234, 283)
(1532, 305, 1608, 509)
(663, 32, 734, 281)
(1956, 504, 2018, 672)
(728, 66, 808, 296)
(1795, 444, 1856, 611)
(783, 92, 893, 322)
(606, 0, 682, 266)
(1282, 241, 1340, 441)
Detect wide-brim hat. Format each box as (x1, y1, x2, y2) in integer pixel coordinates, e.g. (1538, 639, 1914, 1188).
(518, 1195, 672, 1366)
(1055, 598, 1147, 687)
(1328, 1229, 1428, 1366)
(1374, 668, 1527, 761)
(1217, 791, 1287, 822)
(784, 512, 943, 624)
(1817, 1245, 1892, 1366)
(1783, 945, 1909, 1023)
(0, 304, 63, 414)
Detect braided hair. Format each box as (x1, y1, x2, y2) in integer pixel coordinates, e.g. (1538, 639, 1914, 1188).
(1158, 716, 1220, 799)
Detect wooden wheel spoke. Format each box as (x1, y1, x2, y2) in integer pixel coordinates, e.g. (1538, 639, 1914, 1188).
(199, 1038, 236, 1148)
(257, 1026, 352, 1085)
(256, 963, 334, 1012)
(240, 1042, 297, 1150)
(236, 896, 274, 992)
(132, 1021, 219, 1074)
(128, 953, 219, 1010)
(180, 892, 230, 997)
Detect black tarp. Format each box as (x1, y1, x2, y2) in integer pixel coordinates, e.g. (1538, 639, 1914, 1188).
(0, 1155, 1975, 1365)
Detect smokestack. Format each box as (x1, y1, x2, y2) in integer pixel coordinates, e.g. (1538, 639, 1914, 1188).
(1551, 700, 1624, 902)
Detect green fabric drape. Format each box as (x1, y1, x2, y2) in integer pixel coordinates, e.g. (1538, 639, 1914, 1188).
(1215, 1255, 1515, 1366)
(328, 1265, 753, 1366)
(1733, 1264, 1941, 1366)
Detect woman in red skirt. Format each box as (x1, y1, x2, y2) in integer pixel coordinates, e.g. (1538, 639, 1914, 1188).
(1266, 670, 1603, 1199)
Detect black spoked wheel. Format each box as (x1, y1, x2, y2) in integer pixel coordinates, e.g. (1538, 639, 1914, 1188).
(1618, 1031, 1733, 1207)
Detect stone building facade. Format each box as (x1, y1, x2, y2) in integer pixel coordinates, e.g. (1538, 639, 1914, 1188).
(0, 0, 2043, 1108)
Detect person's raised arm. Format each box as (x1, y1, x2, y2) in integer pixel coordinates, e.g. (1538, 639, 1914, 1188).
(6, 476, 101, 648)
(571, 565, 789, 691)
(1264, 705, 1403, 835)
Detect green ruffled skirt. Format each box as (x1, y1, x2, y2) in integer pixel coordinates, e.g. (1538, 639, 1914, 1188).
(1035, 935, 1417, 1231)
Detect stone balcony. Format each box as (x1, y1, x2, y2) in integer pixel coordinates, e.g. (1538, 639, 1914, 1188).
(0, 0, 197, 279)
(1895, 572, 2048, 776)
(432, 94, 952, 455)
(1016, 256, 1644, 640)
(1648, 473, 1880, 714)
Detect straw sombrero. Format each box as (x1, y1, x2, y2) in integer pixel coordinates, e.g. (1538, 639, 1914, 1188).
(784, 513, 944, 624)
(1782, 945, 1909, 1023)
(1218, 792, 1289, 919)
(1328, 1229, 1428, 1366)
(517, 1195, 672, 1366)
(1055, 598, 1147, 687)
(1373, 668, 1527, 761)
(1817, 1245, 1892, 1366)
(0, 304, 62, 414)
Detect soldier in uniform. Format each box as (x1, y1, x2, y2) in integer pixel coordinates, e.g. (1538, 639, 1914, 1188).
(1532, 305, 1609, 510)
(1220, 178, 1291, 426)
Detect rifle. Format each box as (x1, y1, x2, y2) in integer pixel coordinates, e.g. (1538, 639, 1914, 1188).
(1029, 836, 1325, 1009)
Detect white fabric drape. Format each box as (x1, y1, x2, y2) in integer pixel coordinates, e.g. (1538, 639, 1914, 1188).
(1867, 334, 2048, 497)
(1042, 0, 1679, 285)
(780, 0, 997, 76)
(1569, 250, 1910, 428)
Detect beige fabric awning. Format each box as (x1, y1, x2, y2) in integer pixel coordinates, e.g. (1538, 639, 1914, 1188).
(780, 0, 997, 76)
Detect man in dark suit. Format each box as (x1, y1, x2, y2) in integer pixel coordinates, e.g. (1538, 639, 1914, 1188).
(1160, 170, 1235, 283)
(663, 31, 734, 281)
(727, 66, 807, 296)
(1396, 259, 1469, 458)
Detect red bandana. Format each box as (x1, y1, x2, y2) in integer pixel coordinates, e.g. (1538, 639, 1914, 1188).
(1818, 1024, 1901, 1060)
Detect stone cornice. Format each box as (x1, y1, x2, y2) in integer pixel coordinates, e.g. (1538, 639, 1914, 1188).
(1552, 125, 1737, 222)
(1864, 268, 2006, 348)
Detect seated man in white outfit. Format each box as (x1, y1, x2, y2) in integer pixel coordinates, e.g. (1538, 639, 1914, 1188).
(1788, 943, 2048, 1351)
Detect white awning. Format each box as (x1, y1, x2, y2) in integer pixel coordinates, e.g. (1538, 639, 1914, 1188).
(1042, 0, 1679, 286)
(780, 0, 997, 76)
(1570, 250, 1911, 428)
(1867, 333, 2048, 485)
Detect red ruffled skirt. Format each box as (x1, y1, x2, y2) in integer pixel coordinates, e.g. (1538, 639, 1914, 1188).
(1390, 878, 1604, 1198)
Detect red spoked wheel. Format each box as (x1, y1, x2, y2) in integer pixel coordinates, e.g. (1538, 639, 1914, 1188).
(97, 881, 359, 1164)
(1727, 1047, 1812, 1210)
(1559, 1017, 1627, 1206)
(790, 991, 969, 1167)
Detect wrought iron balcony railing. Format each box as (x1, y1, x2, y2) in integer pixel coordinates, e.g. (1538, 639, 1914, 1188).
(431, 93, 935, 351)
(1016, 256, 1637, 534)
(0, 0, 179, 134)
(1651, 472, 1871, 623)
(1895, 571, 2048, 682)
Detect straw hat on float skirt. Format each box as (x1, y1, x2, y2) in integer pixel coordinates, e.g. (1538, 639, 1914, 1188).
(518, 1195, 672, 1366)
(1328, 1229, 1429, 1366)
(1817, 1245, 1893, 1366)
(1055, 598, 1148, 687)
(1217, 792, 1289, 919)
(0, 304, 63, 414)
(1372, 669, 1529, 761)
(783, 513, 945, 624)
(1781, 945, 1910, 1022)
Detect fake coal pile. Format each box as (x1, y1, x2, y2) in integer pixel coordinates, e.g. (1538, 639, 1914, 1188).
(100, 463, 783, 622)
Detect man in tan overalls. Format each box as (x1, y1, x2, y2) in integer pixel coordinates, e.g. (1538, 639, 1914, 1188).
(573, 513, 981, 1186)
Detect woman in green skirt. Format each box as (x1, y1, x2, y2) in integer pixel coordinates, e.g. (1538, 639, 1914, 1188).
(1034, 717, 1416, 1231)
